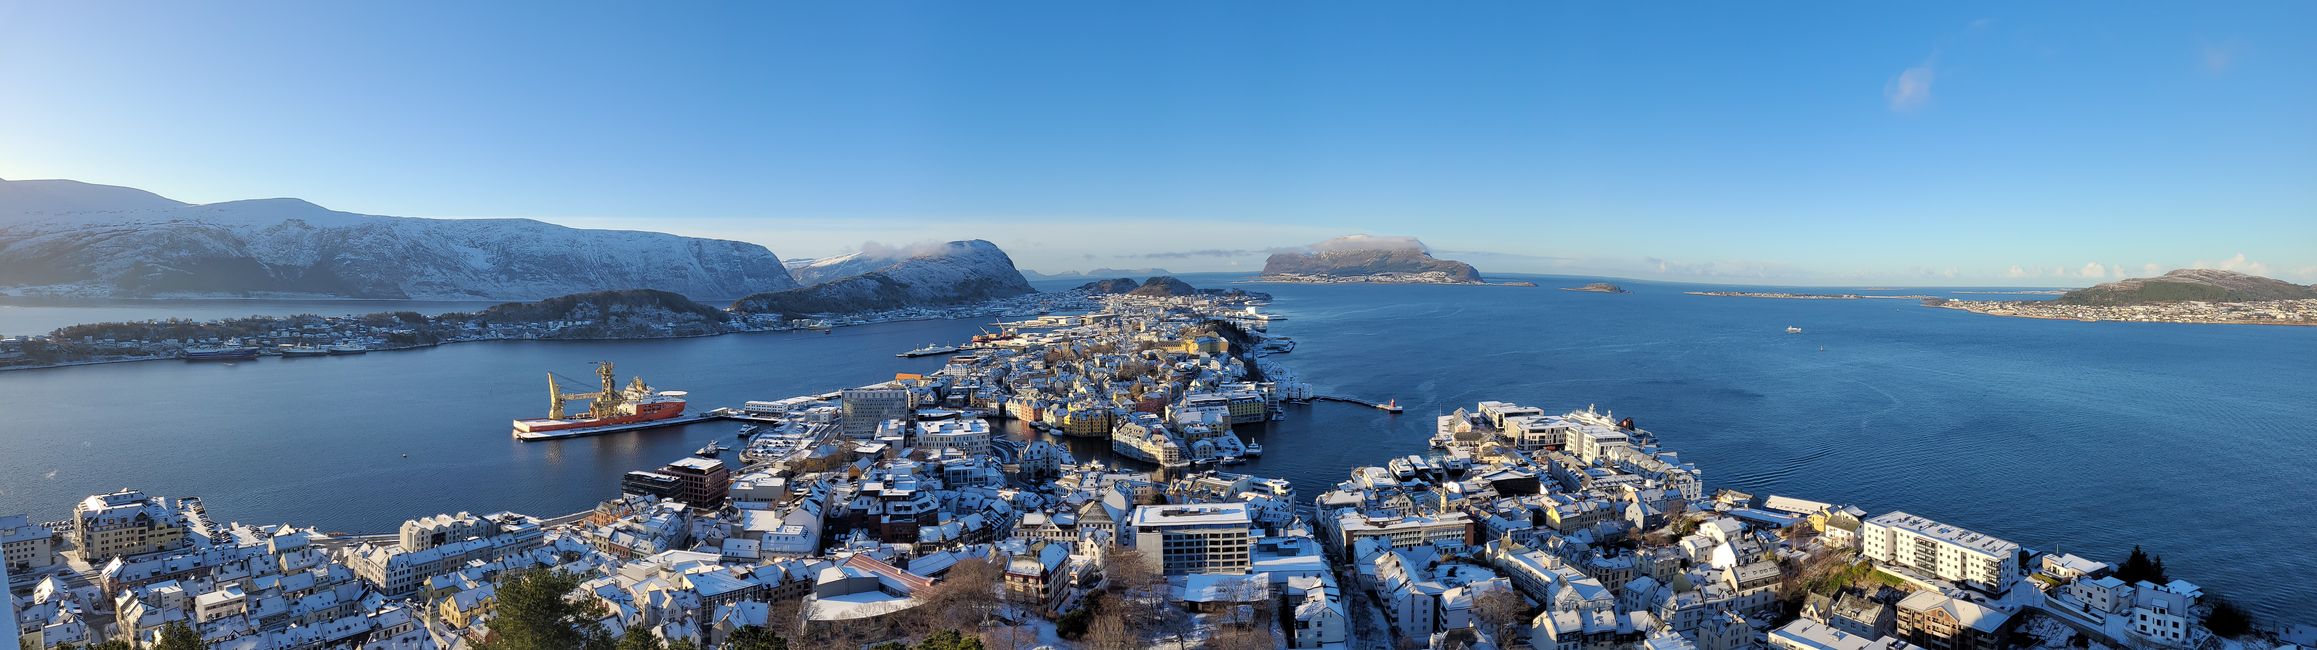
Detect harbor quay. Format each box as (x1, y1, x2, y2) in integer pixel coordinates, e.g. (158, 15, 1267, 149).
(3, 294, 2285, 650)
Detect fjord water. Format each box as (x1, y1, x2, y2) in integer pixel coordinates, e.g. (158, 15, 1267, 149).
(2, 275, 2312, 618)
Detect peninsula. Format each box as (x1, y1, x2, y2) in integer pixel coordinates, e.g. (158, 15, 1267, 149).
(1929, 269, 2317, 326)
(0, 241, 1081, 371)
(0, 289, 2275, 650)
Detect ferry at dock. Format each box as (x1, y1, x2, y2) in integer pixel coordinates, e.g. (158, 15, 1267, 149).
(511, 362, 690, 440)
(897, 343, 962, 358)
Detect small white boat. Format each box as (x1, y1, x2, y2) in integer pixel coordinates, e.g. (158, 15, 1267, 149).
(1243, 442, 1264, 457)
(694, 441, 724, 457)
(1786, 326, 1804, 334)
(1219, 454, 1246, 465)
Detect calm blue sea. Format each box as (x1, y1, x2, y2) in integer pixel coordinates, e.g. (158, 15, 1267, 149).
(1, 274, 2311, 618)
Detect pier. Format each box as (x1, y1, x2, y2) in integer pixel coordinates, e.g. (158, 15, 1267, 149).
(1312, 394, 1405, 413)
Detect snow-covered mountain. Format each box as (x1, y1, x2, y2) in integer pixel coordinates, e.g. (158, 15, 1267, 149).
(733, 240, 1034, 315)
(0, 178, 798, 300)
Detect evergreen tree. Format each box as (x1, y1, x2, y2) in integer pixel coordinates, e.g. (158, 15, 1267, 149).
(2116, 546, 2158, 583)
(153, 621, 208, 650)
(616, 627, 665, 650)
(727, 626, 791, 650)
(2205, 598, 2253, 638)
(475, 570, 616, 650)
(916, 630, 985, 650)
(2150, 556, 2169, 583)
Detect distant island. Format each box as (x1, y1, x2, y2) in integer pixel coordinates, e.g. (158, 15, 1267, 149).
(1688, 291, 1935, 300)
(1254, 235, 1488, 285)
(1931, 269, 2317, 326)
(1562, 282, 1627, 293)
(1074, 275, 1271, 300)
(1022, 267, 1173, 280)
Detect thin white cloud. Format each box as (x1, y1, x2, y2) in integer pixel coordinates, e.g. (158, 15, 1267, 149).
(2079, 262, 2107, 278)
(2191, 252, 2271, 277)
(2006, 265, 2030, 279)
(1306, 234, 1428, 253)
(1886, 63, 1937, 113)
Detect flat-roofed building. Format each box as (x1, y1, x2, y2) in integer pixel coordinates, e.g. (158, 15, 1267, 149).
(1334, 510, 1477, 554)
(1859, 512, 2022, 592)
(1770, 619, 1920, 650)
(1131, 503, 1253, 575)
(841, 387, 912, 439)
(623, 457, 731, 508)
(914, 417, 991, 457)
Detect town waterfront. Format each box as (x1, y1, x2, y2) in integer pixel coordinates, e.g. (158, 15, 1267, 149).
(2, 273, 2313, 617)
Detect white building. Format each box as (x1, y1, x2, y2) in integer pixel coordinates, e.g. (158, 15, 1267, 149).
(1130, 503, 1253, 575)
(1858, 512, 2021, 591)
(1333, 510, 1474, 554)
(1769, 618, 1918, 650)
(914, 418, 991, 457)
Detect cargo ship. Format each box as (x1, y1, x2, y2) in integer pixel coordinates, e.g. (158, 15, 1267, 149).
(512, 362, 692, 440)
(183, 346, 260, 361)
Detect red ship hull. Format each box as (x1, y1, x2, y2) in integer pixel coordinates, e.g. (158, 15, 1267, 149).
(513, 400, 686, 434)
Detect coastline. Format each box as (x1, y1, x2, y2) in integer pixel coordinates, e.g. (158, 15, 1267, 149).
(1687, 290, 1938, 300)
(0, 299, 1067, 373)
(1929, 302, 2317, 327)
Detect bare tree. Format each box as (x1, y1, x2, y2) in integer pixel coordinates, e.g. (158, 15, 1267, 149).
(1087, 611, 1137, 650)
(1470, 585, 1529, 649)
(912, 557, 1006, 634)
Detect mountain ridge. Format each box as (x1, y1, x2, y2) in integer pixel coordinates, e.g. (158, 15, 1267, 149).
(730, 239, 1035, 316)
(0, 178, 798, 300)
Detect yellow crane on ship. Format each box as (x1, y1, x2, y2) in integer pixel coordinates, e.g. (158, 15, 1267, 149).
(547, 361, 635, 420)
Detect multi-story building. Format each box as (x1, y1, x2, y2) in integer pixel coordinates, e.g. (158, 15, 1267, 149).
(841, 387, 912, 439)
(1858, 512, 2022, 592)
(915, 417, 991, 457)
(1130, 503, 1253, 575)
(1893, 591, 2010, 650)
(1769, 618, 1919, 650)
(349, 513, 543, 598)
(400, 512, 492, 552)
(2127, 581, 2199, 647)
(72, 489, 189, 562)
(621, 457, 731, 508)
(1332, 510, 1476, 554)
(1, 514, 58, 573)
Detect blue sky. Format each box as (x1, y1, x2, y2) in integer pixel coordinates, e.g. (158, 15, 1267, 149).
(2, 2, 2311, 285)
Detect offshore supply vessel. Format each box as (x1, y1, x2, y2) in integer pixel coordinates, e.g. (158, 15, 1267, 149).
(511, 362, 690, 440)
